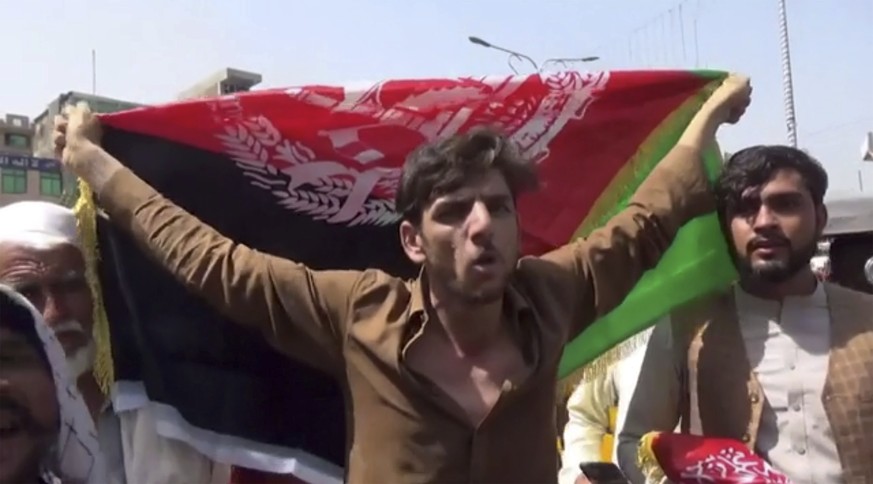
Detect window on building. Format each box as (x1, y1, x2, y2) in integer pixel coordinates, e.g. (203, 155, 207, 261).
(222, 83, 246, 94)
(1, 168, 27, 194)
(3, 133, 30, 149)
(40, 171, 63, 197)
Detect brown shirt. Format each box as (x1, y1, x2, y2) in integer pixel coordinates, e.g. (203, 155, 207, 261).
(97, 144, 712, 484)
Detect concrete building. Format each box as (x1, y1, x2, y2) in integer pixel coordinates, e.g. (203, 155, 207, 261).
(0, 113, 32, 156)
(27, 92, 145, 206)
(3, 67, 262, 207)
(31, 91, 144, 158)
(177, 68, 262, 100)
(0, 113, 66, 206)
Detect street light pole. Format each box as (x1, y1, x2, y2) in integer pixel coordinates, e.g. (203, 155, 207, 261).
(777, 0, 798, 148)
(468, 36, 539, 73)
(468, 36, 599, 74)
(541, 57, 600, 71)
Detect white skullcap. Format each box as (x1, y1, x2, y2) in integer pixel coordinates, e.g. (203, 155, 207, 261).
(0, 201, 80, 249)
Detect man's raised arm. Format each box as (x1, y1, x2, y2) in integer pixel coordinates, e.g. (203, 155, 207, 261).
(540, 75, 751, 335)
(55, 103, 364, 365)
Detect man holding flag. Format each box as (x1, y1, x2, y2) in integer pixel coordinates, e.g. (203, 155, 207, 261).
(53, 74, 750, 483)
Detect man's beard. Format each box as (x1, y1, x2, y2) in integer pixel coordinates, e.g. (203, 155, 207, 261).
(53, 321, 95, 380)
(454, 282, 505, 305)
(66, 340, 96, 380)
(428, 262, 508, 306)
(737, 238, 818, 284)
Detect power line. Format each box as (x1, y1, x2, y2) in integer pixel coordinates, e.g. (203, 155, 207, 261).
(803, 117, 873, 139)
(693, 0, 701, 67)
(591, 0, 705, 69)
(678, 4, 688, 64)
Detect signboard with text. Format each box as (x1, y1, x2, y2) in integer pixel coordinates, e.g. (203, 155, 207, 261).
(0, 153, 61, 173)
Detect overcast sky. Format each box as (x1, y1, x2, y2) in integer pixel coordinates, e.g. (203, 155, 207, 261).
(3, 0, 871, 195)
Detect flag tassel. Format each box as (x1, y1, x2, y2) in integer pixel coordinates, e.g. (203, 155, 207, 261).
(638, 431, 666, 483)
(73, 178, 114, 395)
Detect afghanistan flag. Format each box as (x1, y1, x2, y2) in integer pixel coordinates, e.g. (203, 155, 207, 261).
(637, 432, 792, 483)
(76, 70, 738, 476)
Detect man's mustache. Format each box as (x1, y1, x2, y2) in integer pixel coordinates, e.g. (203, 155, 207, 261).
(747, 234, 791, 252)
(53, 320, 86, 336)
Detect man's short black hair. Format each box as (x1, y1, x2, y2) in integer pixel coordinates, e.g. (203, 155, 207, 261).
(395, 127, 539, 224)
(715, 145, 829, 221)
(0, 289, 49, 369)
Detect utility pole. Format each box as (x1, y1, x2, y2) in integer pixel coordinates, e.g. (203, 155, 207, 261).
(777, 0, 798, 147)
(92, 49, 97, 95)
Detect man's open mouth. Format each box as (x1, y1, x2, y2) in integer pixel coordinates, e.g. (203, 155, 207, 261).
(750, 238, 789, 252)
(471, 253, 501, 276)
(473, 253, 498, 266)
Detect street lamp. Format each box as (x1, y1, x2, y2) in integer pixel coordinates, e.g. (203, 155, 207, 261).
(468, 36, 599, 74)
(541, 56, 600, 71)
(468, 36, 539, 74)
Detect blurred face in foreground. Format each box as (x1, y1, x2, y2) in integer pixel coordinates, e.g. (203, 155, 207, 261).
(0, 323, 59, 484)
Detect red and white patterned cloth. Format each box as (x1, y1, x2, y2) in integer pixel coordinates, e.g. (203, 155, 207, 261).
(639, 432, 792, 484)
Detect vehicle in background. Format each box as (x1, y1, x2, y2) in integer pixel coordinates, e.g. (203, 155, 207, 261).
(822, 195, 873, 294)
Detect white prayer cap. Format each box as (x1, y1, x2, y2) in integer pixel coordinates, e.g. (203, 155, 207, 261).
(0, 201, 80, 250)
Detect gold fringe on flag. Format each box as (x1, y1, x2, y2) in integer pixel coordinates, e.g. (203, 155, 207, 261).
(556, 330, 650, 401)
(72, 178, 114, 395)
(638, 431, 666, 484)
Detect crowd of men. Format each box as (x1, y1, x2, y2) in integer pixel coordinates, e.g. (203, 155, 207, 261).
(0, 73, 871, 484)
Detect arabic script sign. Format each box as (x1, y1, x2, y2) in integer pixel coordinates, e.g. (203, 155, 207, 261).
(0, 153, 61, 173)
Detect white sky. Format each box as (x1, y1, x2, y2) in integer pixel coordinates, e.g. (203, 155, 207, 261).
(3, 0, 871, 195)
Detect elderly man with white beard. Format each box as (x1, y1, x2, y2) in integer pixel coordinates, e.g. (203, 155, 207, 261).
(0, 201, 228, 484)
(0, 202, 100, 415)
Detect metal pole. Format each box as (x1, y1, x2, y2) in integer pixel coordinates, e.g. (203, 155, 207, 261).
(778, 0, 798, 147)
(91, 49, 97, 95)
(468, 36, 539, 73)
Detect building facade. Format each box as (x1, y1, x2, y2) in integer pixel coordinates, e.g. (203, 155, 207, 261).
(4, 67, 262, 207)
(176, 68, 262, 100)
(28, 92, 146, 206)
(31, 92, 144, 158)
(0, 113, 65, 206)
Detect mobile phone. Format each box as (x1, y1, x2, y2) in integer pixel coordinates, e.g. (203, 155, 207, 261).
(579, 462, 629, 484)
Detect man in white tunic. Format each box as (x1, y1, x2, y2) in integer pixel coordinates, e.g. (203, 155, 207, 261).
(617, 146, 873, 483)
(558, 329, 652, 484)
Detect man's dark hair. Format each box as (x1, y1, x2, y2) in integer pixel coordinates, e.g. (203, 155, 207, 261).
(715, 145, 829, 221)
(395, 127, 539, 224)
(0, 289, 50, 369)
